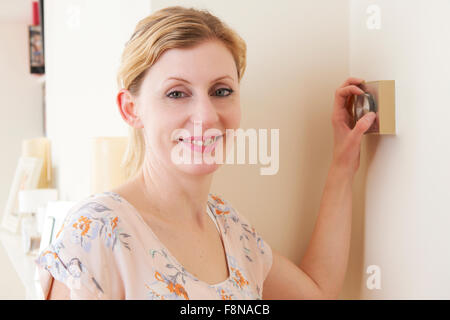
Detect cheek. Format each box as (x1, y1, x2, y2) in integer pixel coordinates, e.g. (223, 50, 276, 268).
(140, 116, 170, 149)
(224, 103, 241, 130)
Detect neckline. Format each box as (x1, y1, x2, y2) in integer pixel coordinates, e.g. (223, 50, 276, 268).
(106, 191, 232, 287)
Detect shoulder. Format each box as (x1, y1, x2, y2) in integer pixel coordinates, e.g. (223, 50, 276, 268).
(67, 191, 128, 220)
(35, 192, 132, 299)
(59, 192, 126, 226)
(54, 192, 131, 248)
(207, 192, 244, 222)
(207, 192, 257, 235)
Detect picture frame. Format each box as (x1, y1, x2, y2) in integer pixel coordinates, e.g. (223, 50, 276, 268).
(29, 0, 45, 74)
(39, 0, 45, 62)
(29, 25, 45, 74)
(1, 157, 43, 233)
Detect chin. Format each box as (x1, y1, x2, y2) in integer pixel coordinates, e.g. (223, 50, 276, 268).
(176, 162, 222, 176)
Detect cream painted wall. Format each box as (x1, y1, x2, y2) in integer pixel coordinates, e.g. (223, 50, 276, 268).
(348, 0, 450, 299)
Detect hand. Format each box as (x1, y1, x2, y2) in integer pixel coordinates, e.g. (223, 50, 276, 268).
(331, 77, 377, 178)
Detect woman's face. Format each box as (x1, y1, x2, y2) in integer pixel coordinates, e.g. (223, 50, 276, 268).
(130, 40, 241, 176)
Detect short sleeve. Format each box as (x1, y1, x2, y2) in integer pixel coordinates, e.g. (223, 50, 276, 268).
(34, 199, 126, 300)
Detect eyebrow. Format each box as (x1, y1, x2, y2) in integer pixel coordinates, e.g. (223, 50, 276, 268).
(163, 75, 234, 85)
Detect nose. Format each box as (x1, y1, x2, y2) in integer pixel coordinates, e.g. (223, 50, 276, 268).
(190, 94, 220, 128)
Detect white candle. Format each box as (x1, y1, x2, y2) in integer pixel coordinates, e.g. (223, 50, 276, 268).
(90, 137, 128, 194)
(21, 137, 52, 188)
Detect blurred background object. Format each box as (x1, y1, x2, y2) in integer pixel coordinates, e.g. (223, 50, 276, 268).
(90, 137, 128, 194)
(22, 137, 52, 188)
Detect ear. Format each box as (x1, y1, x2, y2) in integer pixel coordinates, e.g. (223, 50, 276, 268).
(117, 89, 144, 128)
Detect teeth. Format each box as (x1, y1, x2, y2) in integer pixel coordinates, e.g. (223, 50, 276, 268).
(177, 135, 222, 146)
(186, 136, 220, 146)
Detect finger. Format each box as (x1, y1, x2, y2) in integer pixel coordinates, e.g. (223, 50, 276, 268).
(340, 77, 365, 88)
(350, 112, 377, 141)
(334, 85, 364, 110)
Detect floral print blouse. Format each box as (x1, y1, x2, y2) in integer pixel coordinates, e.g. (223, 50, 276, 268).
(34, 192, 273, 300)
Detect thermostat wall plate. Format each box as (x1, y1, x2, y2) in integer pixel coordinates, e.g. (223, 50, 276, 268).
(349, 80, 396, 135)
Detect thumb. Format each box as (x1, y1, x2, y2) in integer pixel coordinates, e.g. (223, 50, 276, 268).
(353, 112, 376, 136)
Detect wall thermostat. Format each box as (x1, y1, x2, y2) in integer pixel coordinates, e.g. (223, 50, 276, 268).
(348, 80, 396, 135)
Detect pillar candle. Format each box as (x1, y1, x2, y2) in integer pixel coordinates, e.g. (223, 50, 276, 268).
(21, 137, 52, 188)
(90, 137, 128, 194)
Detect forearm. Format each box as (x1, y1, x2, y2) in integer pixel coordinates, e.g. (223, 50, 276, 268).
(299, 163, 354, 299)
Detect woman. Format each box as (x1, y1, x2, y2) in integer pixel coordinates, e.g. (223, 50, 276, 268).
(35, 6, 376, 300)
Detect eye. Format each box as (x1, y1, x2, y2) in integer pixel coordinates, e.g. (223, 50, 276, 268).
(166, 88, 234, 99)
(166, 91, 187, 99)
(214, 88, 234, 97)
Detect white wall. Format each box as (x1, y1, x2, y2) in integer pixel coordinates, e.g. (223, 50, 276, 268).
(44, 0, 152, 201)
(0, 0, 32, 24)
(0, 0, 45, 299)
(348, 0, 450, 299)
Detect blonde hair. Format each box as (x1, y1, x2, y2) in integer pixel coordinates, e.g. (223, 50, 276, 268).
(117, 6, 247, 180)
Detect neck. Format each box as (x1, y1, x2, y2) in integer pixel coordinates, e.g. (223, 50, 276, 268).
(135, 157, 213, 229)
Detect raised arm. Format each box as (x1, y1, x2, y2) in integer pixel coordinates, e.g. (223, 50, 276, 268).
(263, 77, 376, 299)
